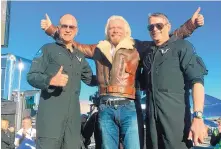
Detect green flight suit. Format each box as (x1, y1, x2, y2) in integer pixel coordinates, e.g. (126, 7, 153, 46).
(27, 41, 95, 149)
(143, 37, 208, 149)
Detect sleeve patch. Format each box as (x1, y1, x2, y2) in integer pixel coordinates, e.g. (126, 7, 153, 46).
(35, 49, 43, 58)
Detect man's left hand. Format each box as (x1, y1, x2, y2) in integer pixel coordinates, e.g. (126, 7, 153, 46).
(188, 118, 208, 146)
(191, 7, 204, 27)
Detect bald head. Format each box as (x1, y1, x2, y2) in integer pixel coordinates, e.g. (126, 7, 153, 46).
(59, 14, 78, 27)
(58, 14, 78, 44)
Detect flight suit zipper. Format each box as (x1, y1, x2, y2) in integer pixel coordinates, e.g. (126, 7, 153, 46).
(151, 47, 159, 120)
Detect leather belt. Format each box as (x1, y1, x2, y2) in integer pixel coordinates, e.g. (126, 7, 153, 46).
(100, 97, 133, 106)
(99, 86, 135, 96)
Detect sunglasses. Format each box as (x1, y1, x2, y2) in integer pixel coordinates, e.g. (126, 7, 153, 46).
(147, 23, 165, 32)
(60, 24, 77, 30)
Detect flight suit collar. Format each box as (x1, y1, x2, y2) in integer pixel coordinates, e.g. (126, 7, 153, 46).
(152, 35, 177, 66)
(55, 39, 76, 50)
(152, 35, 177, 48)
(55, 38, 65, 47)
(55, 39, 79, 58)
(96, 37, 135, 64)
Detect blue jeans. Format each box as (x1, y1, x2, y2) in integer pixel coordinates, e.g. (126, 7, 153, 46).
(98, 96, 140, 149)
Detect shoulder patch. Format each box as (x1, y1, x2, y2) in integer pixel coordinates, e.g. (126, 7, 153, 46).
(35, 49, 43, 58)
(193, 46, 197, 54)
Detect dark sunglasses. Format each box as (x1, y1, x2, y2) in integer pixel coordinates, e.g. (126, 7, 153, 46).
(60, 24, 77, 30)
(147, 23, 165, 31)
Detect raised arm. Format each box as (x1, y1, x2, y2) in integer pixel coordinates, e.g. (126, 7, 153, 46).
(41, 14, 97, 58)
(171, 7, 204, 39)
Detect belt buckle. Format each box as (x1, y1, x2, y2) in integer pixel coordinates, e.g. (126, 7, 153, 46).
(106, 99, 112, 106)
(105, 98, 113, 106)
(114, 104, 118, 109)
(107, 98, 119, 109)
(112, 99, 118, 109)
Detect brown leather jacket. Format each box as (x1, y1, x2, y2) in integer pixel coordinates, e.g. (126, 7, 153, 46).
(93, 39, 140, 99)
(45, 19, 197, 99)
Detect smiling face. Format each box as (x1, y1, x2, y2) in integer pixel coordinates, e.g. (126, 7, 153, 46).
(58, 14, 78, 44)
(148, 14, 171, 45)
(107, 19, 127, 46)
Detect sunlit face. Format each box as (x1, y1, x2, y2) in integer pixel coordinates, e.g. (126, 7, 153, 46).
(22, 119, 32, 129)
(148, 16, 170, 42)
(107, 19, 127, 46)
(59, 16, 78, 44)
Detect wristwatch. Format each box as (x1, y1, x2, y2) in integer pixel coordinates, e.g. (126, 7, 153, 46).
(193, 111, 203, 119)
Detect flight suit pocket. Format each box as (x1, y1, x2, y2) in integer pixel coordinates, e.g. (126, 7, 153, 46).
(45, 63, 60, 77)
(50, 52, 72, 69)
(196, 55, 208, 75)
(168, 57, 180, 67)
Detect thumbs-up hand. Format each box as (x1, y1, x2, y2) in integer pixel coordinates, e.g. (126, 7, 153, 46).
(41, 13, 52, 31)
(50, 66, 69, 87)
(191, 7, 204, 27)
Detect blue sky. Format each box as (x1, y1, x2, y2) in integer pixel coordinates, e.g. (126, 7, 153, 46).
(2, 1, 221, 100)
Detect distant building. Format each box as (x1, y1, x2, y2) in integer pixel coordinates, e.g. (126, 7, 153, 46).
(1, 54, 40, 130)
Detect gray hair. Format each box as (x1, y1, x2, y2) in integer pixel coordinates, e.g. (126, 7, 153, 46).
(105, 15, 131, 40)
(148, 13, 170, 24)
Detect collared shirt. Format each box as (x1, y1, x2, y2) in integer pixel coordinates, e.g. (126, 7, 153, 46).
(110, 44, 115, 57)
(14, 127, 36, 149)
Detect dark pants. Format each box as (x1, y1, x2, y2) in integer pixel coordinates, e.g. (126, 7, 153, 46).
(145, 94, 192, 149)
(36, 115, 81, 149)
(36, 97, 81, 149)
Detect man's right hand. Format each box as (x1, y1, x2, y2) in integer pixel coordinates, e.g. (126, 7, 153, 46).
(191, 7, 204, 27)
(41, 13, 52, 31)
(50, 66, 69, 87)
